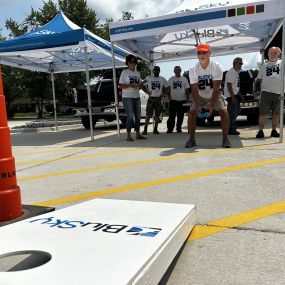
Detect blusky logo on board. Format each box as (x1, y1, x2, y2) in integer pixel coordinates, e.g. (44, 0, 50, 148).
(28, 217, 162, 238)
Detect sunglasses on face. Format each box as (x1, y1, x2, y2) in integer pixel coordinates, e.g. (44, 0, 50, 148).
(235, 62, 243, 65)
(197, 51, 208, 55)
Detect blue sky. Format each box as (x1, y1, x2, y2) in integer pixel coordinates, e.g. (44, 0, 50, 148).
(0, 0, 261, 78)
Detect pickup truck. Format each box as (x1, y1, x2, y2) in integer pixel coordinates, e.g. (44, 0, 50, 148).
(70, 79, 148, 129)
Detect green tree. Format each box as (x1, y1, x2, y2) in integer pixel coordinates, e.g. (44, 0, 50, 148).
(2, 4, 151, 117)
(121, 11, 134, 21)
(98, 17, 113, 40)
(3, 0, 99, 118)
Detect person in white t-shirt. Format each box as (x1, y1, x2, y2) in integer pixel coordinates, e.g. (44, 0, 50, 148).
(254, 46, 282, 138)
(185, 43, 231, 148)
(142, 66, 168, 135)
(224, 57, 243, 135)
(119, 54, 146, 141)
(167, 66, 190, 133)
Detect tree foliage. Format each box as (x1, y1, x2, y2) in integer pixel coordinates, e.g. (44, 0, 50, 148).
(1, 1, 151, 117)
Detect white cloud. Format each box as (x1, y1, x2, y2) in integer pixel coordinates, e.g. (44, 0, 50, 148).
(87, 0, 182, 21)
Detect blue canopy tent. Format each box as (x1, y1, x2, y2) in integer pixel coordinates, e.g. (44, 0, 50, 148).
(110, 0, 285, 142)
(0, 11, 126, 141)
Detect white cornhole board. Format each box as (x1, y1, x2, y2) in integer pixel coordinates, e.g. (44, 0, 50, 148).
(0, 199, 195, 285)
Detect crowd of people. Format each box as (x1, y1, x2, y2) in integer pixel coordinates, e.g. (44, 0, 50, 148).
(119, 44, 282, 148)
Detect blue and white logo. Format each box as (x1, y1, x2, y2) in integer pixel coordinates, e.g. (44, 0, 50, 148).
(126, 227, 161, 237)
(28, 217, 162, 238)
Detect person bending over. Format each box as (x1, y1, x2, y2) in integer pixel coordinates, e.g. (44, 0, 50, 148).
(185, 44, 231, 148)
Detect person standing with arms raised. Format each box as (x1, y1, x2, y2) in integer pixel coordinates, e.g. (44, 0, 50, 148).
(119, 54, 146, 141)
(185, 43, 231, 148)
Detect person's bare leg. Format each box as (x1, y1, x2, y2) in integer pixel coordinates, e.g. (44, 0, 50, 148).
(185, 111, 197, 148)
(272, 114, 280, 130)
(189, 111, 197, 139)
(142, 116, 150, 134)
(153, 115, 160, 133)
(258, 114, 266, 130)
(219, 108, 230, 138)
(219, 108, 231, 148)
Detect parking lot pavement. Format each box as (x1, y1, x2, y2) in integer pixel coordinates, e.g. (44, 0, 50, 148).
(3, 118, 285, 284)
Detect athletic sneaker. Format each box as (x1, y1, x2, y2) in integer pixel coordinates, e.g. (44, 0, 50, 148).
(185, 138, 196, 148)
(256, 130, 265, 138)
(270, 129, 280, 137)
(136, 134, 147, 140)
(142, 129, 147, 135)
(153, 129, 159, 134)
(222, 137, 231, 148)
(228, 130, 240, 135)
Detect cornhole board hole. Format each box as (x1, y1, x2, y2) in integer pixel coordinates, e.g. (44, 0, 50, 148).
(0, 199, 195, 285)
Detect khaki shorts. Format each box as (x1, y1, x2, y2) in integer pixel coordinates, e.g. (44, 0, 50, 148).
(146, 97, 163, 116)
(259, 91, 280, 115)
(189, 96, 227, 112)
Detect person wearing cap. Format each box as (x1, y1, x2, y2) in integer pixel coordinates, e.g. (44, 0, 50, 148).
(166, 66, 190, 133)
(224, 57, 244, 135)
(142, 66, 168, 135)
(119, 54, 146, 141)
(254, 46, 282, 138)
(185, 43, 231, 148)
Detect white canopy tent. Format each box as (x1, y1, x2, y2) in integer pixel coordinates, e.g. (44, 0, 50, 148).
(0, 12, 126, 141)
(110, 0, 285, 141)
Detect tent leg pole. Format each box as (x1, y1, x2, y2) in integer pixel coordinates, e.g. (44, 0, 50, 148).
(84, 47, 94, 142)
(111, 43, 120, 139)
(280, 19, 285, 143)
(51, 72, 58, 132)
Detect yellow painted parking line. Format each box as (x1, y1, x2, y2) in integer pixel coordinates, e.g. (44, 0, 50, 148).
(16, 140, 281, 170)
(18, 149, 232, 181)
(33, 156, 285, 207)
(189, 200, 285, 241)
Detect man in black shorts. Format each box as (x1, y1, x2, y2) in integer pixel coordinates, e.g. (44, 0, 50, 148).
(142, 66, 168, 135)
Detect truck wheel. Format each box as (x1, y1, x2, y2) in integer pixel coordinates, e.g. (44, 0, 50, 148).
(207, 113, 215, 123)
(196, 117, 206, 126)
(120, 117, 127, 127)
(247, 114, 259, 125)
(120, 117, 135, 128)
(81, 116, 97, 129)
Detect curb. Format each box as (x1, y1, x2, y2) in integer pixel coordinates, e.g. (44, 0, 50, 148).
(10, 124, 83, 134)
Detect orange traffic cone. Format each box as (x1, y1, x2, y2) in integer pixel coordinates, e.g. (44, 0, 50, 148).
(0, 65, 22, 222)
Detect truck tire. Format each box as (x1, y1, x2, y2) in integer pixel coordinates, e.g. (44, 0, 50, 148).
(207, 113, 215, 123)
(120, 117, 127, 127)
(247, 114, 259, 125)
(120, 117, 136, 128)
(196, 117, 206, 126)
(81, 116, 97, 129)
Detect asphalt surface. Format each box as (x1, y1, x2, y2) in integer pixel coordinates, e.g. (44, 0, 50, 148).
(2, 116, 285, 284)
